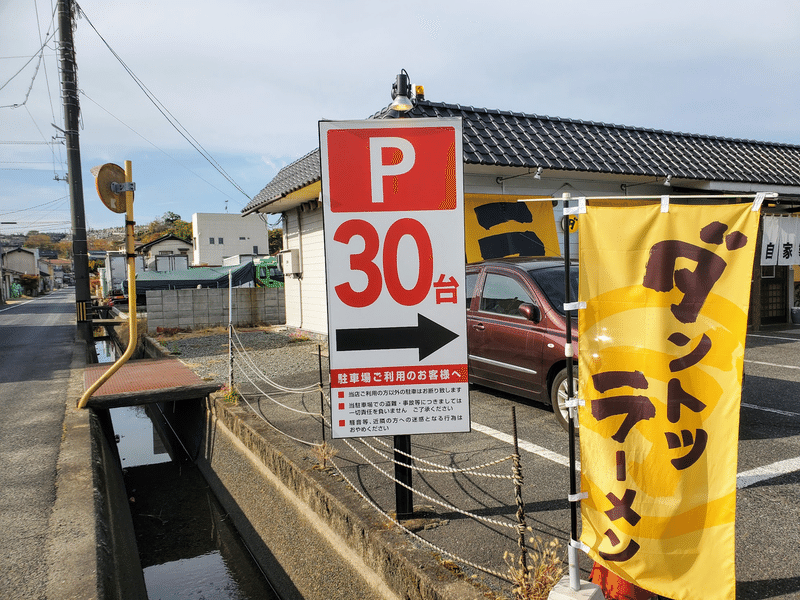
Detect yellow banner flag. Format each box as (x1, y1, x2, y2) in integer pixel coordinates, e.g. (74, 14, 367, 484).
(464, 194, 560, 263)
(578, 202, 759, 600)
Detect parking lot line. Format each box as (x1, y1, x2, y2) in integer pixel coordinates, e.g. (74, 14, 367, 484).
(744, 359, 800, 370)
(747, 333, 800, 342)
(741, 402, 800, 418)
(471, 421, 578, 469)
(737, 457, 800, 489)
(473, 421, 799, 490)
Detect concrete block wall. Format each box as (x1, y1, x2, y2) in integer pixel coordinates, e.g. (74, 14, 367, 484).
(146, 287, 285, 333)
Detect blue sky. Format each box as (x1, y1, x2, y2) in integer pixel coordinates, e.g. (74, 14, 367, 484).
(2, 0, 799, 234)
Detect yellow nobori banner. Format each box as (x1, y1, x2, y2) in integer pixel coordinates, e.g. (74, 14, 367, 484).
(464, 194, 560, 263)
(578, 203, 759, 600)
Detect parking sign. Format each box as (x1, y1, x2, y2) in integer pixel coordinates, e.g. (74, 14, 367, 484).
(320, 118, 469, 439)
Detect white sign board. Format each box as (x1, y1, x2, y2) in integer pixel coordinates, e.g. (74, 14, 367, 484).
(320, 118, 469, 439)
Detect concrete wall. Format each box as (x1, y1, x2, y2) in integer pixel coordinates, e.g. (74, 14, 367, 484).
(191, 395, 486, 600)
(145, 287, 285, 332)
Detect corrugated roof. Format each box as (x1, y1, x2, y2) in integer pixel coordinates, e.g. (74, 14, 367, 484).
(243, 99, 800, 214)
(136, 264, 246, 282)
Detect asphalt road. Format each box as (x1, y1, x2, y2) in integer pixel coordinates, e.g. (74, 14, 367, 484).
(0, 289, 76, 599)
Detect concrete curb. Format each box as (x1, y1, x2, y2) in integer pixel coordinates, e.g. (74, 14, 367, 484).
(202, 395, 489, 600)
(44, 340, 100, 600)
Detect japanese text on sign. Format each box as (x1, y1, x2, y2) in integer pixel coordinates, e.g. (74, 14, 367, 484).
(579, 203, 758, 600)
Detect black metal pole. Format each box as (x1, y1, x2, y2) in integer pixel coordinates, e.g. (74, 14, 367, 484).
(394, 434, 413, 518)
(393, 81, 414, 520)
(58, 0, 93, 352)
(563, 192, 580, 590)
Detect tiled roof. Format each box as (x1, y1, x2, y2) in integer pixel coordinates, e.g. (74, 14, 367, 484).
(245, 149, 321, 214)
(243, 100, 800, 214)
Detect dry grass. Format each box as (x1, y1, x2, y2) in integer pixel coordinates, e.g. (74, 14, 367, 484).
(154, 324, 284, 341)
(117, 317, 148, 352)
(504, 534, 565, 600)
(311, 441, 337, 470)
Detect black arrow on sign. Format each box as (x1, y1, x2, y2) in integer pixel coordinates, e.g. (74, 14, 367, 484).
(336, 313, 459, 361)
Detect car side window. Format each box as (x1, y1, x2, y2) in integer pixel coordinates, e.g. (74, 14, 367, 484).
(479, 273, 532, 317)
(465, 272, 479, 308)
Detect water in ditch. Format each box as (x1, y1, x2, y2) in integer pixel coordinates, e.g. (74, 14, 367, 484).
(99, 340, 281, 599)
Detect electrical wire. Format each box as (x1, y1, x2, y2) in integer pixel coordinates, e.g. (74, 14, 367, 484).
(34, 0, 65, 176)
(75, 3, 252, 204)
(0, 195, 69, 216)
(0, 30, 57, 96)
(79, 90, 239, 204)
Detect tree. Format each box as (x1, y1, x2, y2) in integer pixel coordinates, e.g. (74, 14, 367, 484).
(55, 240, 72, 259)
(87, 237, 116, 252)
(138, 213, 192, 244)
(268, 228, 283, 254)
(163, 211, 181, 225)
(24, 233, 55, 251)
(171, 219, 192, 242)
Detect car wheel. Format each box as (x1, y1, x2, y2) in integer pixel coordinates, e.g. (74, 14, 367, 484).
(551, 368, 578, 432)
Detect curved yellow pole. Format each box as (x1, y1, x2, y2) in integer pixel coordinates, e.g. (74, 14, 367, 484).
(78, 161, 137, 408)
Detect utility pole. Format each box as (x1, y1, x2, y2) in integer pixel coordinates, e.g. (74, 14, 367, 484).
(58, 0, 93, 350)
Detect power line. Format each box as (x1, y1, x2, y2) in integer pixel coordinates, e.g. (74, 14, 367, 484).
(0, 30, 57, 95)
(0, 195, 70, 215)
(0, 141, 61, 145)
(75, 3, 252, 205)
(34, 0, 65, 176)
(79, 90, 240, 203)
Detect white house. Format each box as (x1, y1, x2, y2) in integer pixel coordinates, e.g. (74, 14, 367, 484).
(243, 91, 800, 336)
(192, 213, 269, 266)
(136, 233, 191, 271)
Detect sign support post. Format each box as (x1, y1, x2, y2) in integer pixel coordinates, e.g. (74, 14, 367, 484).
(394, 434, 413, 517)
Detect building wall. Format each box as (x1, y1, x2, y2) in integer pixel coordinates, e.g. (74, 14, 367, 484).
(192, 213, 269, 266)
(145, 238, 191, 258)
(282, 204, 327, 334)
(5, 248, 38, 274)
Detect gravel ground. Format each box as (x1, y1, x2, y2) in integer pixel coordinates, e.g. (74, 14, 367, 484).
(156, 327, 329, 390)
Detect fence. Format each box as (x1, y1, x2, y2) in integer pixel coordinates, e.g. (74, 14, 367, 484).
(226, 325, 547, 588)
(145, 287, 284, 333)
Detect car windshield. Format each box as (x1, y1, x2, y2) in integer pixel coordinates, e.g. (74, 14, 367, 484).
(528, 265, 578, 316)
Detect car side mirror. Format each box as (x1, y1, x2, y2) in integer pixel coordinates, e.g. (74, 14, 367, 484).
(518, 302, 540, 322)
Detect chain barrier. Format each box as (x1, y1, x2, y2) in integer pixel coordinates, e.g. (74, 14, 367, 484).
(342, 436, 517, 531)
(231, 326, 319, 393)
(362, 436, 514, 478)
(237, 393, 323, 448)
(226, 329, 528, 585)
(328, 454, 512, 582)
(231, 340, 322, 417)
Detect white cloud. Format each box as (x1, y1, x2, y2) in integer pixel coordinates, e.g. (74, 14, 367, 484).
(2, 0, 799, 230)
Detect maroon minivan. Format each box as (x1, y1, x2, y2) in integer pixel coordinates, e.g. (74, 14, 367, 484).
(465, 258, 578, 430)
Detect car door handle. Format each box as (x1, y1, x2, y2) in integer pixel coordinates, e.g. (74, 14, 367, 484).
(472, 323, 485, 331)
